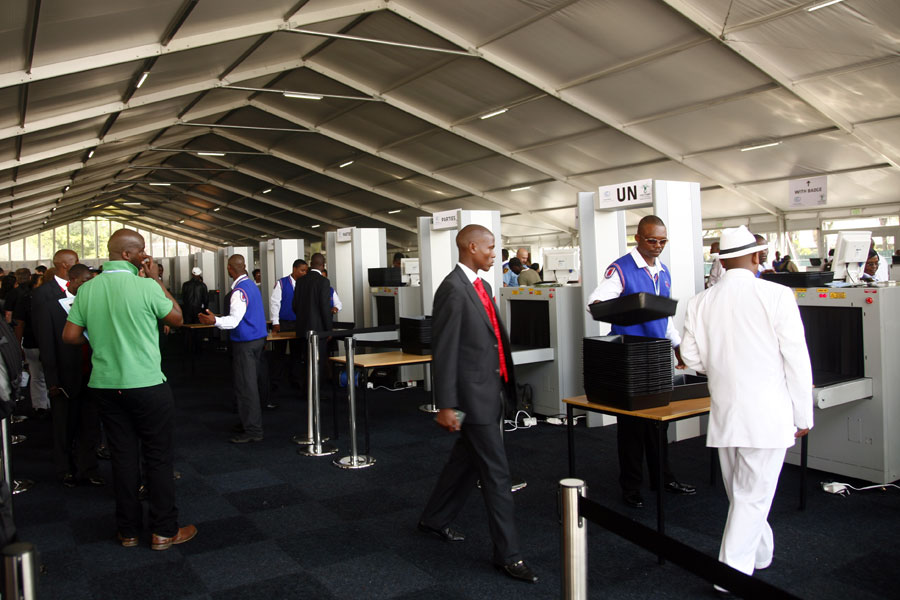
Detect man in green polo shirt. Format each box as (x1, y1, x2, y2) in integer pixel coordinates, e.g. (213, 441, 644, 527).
(63, 229, 196, 551)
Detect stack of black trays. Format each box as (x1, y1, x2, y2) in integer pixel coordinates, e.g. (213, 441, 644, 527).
(368, 267, 404, 287)
(583, 335, 673, 410)
(400, 316, 432, 355)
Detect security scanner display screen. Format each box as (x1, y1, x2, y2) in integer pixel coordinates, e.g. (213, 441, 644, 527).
(508, 300, 550, 350)
(375, 295, 397, 327)
(799, 305, 864, 387)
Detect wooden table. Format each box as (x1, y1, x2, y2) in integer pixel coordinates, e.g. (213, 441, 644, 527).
(330, 351, 433, 456)
(564, 394, 808, 563)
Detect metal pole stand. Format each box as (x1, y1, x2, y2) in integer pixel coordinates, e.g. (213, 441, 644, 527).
(293, 331, 328, 446)
(298, 332, 336, 457)
(3, 542, 38, 600)
(0, 419, 32, 495)
(418, 362, 438, 413)
(334, 337, 375, 470)
(560, 478, 587, 600)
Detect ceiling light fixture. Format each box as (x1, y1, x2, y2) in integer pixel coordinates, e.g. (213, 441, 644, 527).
(63, 185, 70, 192)
(197, 151, 226, 156)
(149, 182, 172, 186)
(480, 108, 508, 120)
(178, 219, 185, 224)
(339, 161, 354, 168)
(388, 209, 401, 214)
(136, 72, 150, 89)
(51, 207, 57, 212)
(511, 186, 532, 192)
(311, 224, 320, 228)
(123, 201, 142, 206)
(740, 141, 782, 152)
(283, 92, 323, 100)
(262, 188, 272, 194)
(213, 207, 221, 211)
(87, 149, 95, 158)
(808, 0, 843, 11)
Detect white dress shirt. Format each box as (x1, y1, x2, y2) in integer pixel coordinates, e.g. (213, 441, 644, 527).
(680, 268, 814, 448)
(55, 274, 74, 299)
(332, 289, 342, 312)
(269, 274, 296, 326)
(586, 247, 681, 346)
(214, 274, 249, 330)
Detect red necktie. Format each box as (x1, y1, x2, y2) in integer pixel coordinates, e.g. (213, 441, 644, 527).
(473, 278, 508, 382)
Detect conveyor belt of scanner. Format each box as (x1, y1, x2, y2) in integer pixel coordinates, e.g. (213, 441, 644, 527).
(813, 377, 872, 409)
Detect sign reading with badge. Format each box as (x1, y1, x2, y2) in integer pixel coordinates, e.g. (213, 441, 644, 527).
(432, 210, 458, 230)
(789, 176, 827, 208)
(596, 179, 654, 211)
(336, 227, 353, 242)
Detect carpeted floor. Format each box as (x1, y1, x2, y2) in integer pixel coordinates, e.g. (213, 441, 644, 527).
(8, 337, 900, 599)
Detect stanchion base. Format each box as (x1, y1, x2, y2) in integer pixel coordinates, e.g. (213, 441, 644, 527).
(11, 434, 26, 445)
(12, 479, 34, 494)
(292, 435, 330, 446)
(511, 478, 528, 493)
(297, 442, 338, 457)
(9, 415, 27, 424)
(418, 404, 439, 414)
(333, 454, 376, 470)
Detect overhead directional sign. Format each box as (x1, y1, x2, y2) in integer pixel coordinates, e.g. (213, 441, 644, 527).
(432, 209, 458, 230)
(789, 176, 827, 208)
(596, 179, 654, 210)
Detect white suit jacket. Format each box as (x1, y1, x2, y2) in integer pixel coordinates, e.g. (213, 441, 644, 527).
(680, 268, 814, 448)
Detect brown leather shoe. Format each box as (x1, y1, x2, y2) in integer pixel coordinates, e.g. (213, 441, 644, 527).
(150, 524, 197, 550)
(117, 533, 138, 547)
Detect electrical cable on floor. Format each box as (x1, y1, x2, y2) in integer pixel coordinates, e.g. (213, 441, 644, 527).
(821, 481, 900, 496)
(504, 410, 536, 432)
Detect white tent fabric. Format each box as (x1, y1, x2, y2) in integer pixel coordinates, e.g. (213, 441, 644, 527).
(1, 0, 897, 248)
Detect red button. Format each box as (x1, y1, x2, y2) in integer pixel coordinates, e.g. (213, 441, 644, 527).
(866, 297, 874, 304)
(819, 293, 827, 298)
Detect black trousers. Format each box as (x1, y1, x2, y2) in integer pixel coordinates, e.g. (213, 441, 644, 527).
(49, 388, 100, 480)
(94, 383, 178, 538)
(233, 338, 266, 435)
(269, 320, 302, 388)
(617, 416, 675, 493)
(420, 419, 521, 565)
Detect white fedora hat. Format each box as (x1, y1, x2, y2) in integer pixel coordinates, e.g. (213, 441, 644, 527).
(718, 226, 768, 259)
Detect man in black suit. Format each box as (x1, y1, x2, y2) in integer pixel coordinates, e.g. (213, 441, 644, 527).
(292, 253, 332, 380)
(32, 252, 103, 487)
(418, 225, 537, 584)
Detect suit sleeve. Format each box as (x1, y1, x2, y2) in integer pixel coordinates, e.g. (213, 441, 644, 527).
(775, 288, 814, 430)
(679, 297, 705, 373)
(432, 280, 462, 410)
(32, 292, 61, 389)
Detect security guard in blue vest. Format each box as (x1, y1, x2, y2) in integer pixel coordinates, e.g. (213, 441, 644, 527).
(199, 254, 268, 443)
(587, 215, 696, 508)
(269, 259, 308, 392)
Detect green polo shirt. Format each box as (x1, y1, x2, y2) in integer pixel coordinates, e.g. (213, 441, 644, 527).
(67, 260, 175, 389)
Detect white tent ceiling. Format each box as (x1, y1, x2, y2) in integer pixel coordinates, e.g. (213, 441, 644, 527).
(1, 0, 898, 250)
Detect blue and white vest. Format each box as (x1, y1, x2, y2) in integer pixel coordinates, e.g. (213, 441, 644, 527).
(278, 275, 296, 322)
(231, 277, 267, 342)
(606, 254, 672, 339)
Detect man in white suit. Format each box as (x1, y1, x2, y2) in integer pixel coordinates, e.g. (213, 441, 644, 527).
(680, 225, 813, 586)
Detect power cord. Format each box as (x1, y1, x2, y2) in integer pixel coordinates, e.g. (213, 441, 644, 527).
(821, 481, 900, 496)
(504, 410, 537, 432)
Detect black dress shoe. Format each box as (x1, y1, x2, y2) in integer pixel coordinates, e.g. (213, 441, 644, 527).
(664, 481, 696, 495)
(96, 445, 111, 460)
(229, 433, 263, 443)
(230, 423, 245, 434)
(62, 474, 76, 488)
(417, 521, 465, 542)
(623, 490, 644, 508)
(495, 560, 538, 584)
(86, 476, 106, 487)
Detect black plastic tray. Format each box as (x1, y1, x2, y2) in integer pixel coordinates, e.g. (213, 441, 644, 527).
(589, 293, 677, 325)
(671, 374, 709, 401)
(761, 271, 834, 288)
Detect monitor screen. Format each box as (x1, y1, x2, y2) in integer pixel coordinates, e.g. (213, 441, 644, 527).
(832, 231, 871, 283)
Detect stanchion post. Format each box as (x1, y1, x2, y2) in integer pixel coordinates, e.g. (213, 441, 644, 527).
(334, 336, 375, 469)
(418, 362, 438, 413)
(560, 478, 587, 600)
(298, 332, 336, 457)
(292, 331, 317, 446)
(0, 419, 31, 496)
(3, 542, 38, 600)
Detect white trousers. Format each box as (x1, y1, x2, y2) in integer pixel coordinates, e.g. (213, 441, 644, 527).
(23, 347, 50, 410)
(717, 446, 786, 577)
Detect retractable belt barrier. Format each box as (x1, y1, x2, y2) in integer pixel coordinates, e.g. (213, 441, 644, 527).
(3, 543, 37, 600)
(292, 325, 398, 456)
(559, 479, 802, 600)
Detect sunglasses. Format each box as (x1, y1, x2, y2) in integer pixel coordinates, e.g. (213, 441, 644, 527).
(640, 237, 668, 246)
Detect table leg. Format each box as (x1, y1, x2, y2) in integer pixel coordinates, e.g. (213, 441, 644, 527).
(418, 362, 438, 413)
(656, 421, 665, 565)
(362, 368, 371, 456)
(567, 403, 576, 477)
(800, 434, 808, 511)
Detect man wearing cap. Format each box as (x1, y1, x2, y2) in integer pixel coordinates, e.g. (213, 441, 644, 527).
(586, 215, 695, 509)
(181, 267, 207, 324)
(680, 226, 813, 585)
